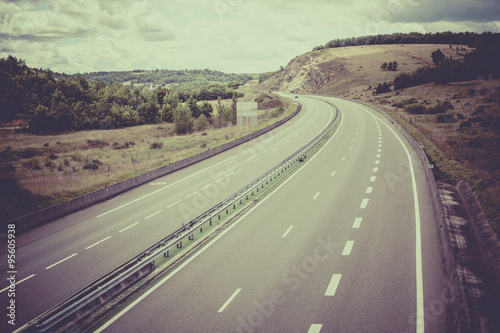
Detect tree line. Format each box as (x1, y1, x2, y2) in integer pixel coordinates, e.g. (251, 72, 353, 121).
(313, 31, 500, 51)
(393, 41, 500, 90)
(0, 56, 243, 134)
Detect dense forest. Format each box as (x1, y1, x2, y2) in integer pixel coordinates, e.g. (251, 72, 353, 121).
(313, 31, 500, 51)
(78, 68, 253, 86)
(0, 56, 244, 133)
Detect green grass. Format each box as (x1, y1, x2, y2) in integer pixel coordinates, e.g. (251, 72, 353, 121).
(387, 110, 499, 235)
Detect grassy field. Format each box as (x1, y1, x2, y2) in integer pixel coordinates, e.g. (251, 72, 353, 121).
(0, 86, 296, 222)
(364, 79, 500, 234)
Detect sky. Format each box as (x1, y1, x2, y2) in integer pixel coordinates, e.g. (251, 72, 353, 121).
(0, 0, 499, 74)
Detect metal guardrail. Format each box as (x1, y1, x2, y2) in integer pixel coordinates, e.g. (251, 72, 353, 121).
(18, 100, 341, 333)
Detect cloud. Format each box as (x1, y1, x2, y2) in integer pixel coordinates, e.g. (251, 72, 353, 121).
(0, 0, 498, 74)
(393, 0, 500, 23)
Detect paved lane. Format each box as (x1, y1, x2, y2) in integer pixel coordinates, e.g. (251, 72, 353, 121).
(0, 98, 334, 330)
(94, 97, 446, 333)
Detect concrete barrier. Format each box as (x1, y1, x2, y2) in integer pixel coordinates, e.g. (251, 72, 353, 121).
(5, 105, 301, 234)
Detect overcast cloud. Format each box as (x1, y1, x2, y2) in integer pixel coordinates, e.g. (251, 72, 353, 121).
(0, 0, 498, 74)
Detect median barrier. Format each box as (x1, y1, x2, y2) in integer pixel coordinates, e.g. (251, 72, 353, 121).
(4, 105, 301, 234)
(16, 100, 340, 333)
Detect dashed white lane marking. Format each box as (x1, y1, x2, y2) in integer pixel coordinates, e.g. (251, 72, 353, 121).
(185, 191, 198, 199)
(378, 144, 382, 147)
(370, 176, 376, 182)
(360, 198, 369, 209)
(218, 288, 241, 313)
(349, 146, 352, 150)
(325, 274, 342, 296)
(272, 147, 277, 151)
(45, 253, 78, 270)
(145, 210, 162, 219)
(375, 160, 380, 165)
(366, 187, 373, 194)
(0, 274, 36, 293)
(167, 200, 181, 208)
(215, 177, 224, 183)
(253, 158, 260, 162)
(282, 226, 294, 238)
(201, 184, 212, 190)
(331, 171, 336, 177)
(342, 157, 346, 161)
(96, 155, 236, 218)
(119, 222, 140, 233)
(313, 192, 320, 200)
(353, 217, 362, 228)
(342, 241, 354, 255)
(376, 154, 381, 158)
(85, 236, 111, 250)
(378, 148, 382, 152)
(373, 167, 379, 172)
(307, 324, 323, 333)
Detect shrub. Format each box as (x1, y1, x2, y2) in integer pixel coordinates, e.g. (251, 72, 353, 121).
(404, 104, 426, 114)
(150, 141, 163, 149)
(194, 115, 209, 131)
(82, 159, 103, 170)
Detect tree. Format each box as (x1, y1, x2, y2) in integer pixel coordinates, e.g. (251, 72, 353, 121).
(392, 61, 398, 71)
(173, 104, 194, 134)
(431, 49, 445, 65)
(387, 62, 394, 71)
(381, 62, 388, 70)
(200, 101, 213, 119)
(187, 96, 201, 118)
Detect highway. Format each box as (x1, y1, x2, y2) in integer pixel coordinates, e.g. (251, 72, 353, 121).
(0, 97, 334, 331)
(92, 96, 448, 332)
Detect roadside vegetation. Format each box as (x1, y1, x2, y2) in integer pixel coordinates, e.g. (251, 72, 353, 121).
(0, 80, 296, 223)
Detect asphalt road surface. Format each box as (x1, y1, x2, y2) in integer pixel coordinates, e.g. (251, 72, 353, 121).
(1, 97, 336, 331)
(92, 96, 447, 333)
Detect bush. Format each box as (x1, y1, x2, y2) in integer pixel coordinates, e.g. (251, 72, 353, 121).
(82, 159, 103, 170)
(194, 115, 209, 131)
(404, 104, 426, 114)
(150, 141, 163, 149)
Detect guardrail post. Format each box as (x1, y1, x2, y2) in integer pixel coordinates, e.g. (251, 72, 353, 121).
(210, 218, 212, 225)
(164, 250, 169, 258)
(200, 227, 203, 233)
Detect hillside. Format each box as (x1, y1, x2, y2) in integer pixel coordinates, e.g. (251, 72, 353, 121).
(261, 44, 472, 96)
(262, 43, 500, 234)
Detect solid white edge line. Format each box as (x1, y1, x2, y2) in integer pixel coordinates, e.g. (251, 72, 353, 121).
(0, 274, 36, 293)
(118, 222, 140, 233)
(93, 98, 343, 333)
(325, 274, 342, 296)
(217, 288, 242, 313)
(97, 155, 236, 218)
(342, 241, 354, 256)
(85, 236, 112, 250)
(282, 225, 294, 238)
(307, 324, 323, 333)
(45, 253, 78, 270)
(365, 107, 424, 333)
